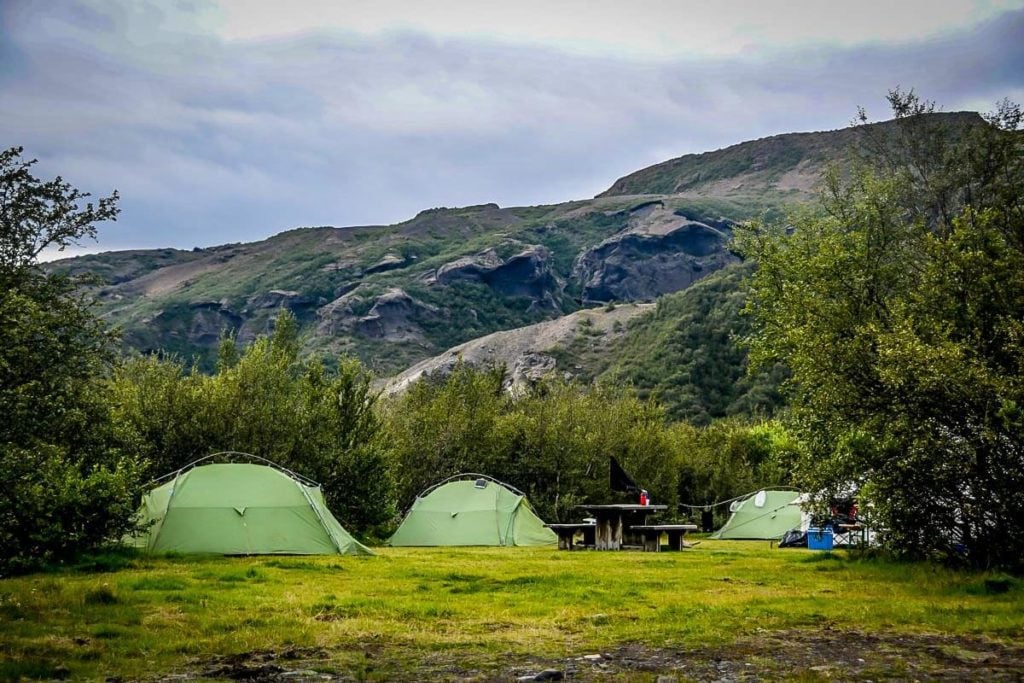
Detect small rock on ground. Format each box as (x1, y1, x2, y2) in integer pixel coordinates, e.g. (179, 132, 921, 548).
(517, 669, 564, 682)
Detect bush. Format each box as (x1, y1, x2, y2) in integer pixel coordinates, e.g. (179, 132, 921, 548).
(109, 311, 395, 537)
(0, 146, 140, 574)
(0, 444, 141, 575)
(384, 365, 680, 521)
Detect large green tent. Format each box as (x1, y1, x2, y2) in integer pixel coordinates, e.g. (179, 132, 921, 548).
(711, 489, 805, 540)
(389, 474, 556, 547)
(128, 455, 372, 556)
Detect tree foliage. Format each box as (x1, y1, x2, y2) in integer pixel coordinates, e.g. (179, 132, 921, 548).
(737, 91, 1024, 568)
(494, 380, 679, 522)
(603, 262, 787, 424)
(672, 419, 800, 521)
(110, 311, 395, 537)
(384, 362, 510, 509)
(385, 366, 674, 522)
(385, 362, 792, 523)
(0, 147, 139, 574)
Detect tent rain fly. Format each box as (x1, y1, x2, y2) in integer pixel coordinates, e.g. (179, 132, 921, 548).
(127, 453, 372, 556)
(389, 473, 556, 547)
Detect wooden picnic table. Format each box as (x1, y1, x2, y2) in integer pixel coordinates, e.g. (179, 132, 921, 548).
(574, 504, 667, 550)
(630, 524, 699, 552)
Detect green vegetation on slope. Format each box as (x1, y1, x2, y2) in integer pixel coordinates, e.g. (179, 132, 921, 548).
(52, 115, 945, 374)
(599, 112, 984, 200)
(604, 262, 787, 424)
(549, 263, 786, 424)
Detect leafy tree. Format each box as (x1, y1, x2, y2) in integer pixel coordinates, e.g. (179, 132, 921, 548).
(601, 263, 787, 424)
(384, 361, 510, 508)
(736, 92, 1024, 568)
(110, 310, 394, 536)
(494, 380, 678, 521)
(0, 147, 140, 573)
(384, 365, 680, 521)
(670, 419, 799, 525)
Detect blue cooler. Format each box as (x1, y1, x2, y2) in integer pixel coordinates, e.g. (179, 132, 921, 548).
(807, 527, 834, 551)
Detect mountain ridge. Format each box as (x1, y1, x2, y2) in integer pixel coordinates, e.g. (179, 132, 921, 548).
(598, 111, 984, 200)
(52, 112, 986, 385)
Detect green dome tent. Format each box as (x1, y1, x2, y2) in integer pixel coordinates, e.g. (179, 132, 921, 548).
(711, 489, 805, 540)
(389, 474, 557, 547)
(128, 454, 372, 556)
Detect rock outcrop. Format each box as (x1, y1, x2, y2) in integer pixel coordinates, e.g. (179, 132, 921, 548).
(380, 303, 652, 396)
(435, 249, 504, 284)
(316, 287, 439, 343)
(433, 244, 560, 310)
(572, 204, 737, 303)
(245, 289, 314, 312)
(357, 288, 439, 342)
(137, 300, 243, 350)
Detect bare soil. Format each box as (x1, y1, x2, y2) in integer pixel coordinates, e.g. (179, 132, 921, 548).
(169, 629, 1024, 682)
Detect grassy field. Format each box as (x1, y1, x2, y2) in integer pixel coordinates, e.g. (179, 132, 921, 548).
(2, 541, 1023, 681)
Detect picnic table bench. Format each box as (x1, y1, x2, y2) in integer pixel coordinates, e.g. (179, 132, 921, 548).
(574, 504, 668, 550)
(630, 524, 699, 552)
(545, 523, 596, 550)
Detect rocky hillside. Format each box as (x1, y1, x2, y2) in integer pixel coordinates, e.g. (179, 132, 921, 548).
(383, 263, 787, 424)
(53, 112, 984, 376)
(379, 302, 653, 396)
(59, 195, 743, 374)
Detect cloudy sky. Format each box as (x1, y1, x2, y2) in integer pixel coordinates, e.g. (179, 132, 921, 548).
(3, 1, 1023, 257)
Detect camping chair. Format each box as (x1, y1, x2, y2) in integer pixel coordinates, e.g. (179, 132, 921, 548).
(830, 513, 867, 547)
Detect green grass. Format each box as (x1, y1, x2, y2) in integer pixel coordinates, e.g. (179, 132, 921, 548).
(2, 542, 1023, 680)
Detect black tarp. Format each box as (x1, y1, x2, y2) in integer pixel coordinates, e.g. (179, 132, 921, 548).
(610, 457, 640, 493)
(779, 529, 808, 548)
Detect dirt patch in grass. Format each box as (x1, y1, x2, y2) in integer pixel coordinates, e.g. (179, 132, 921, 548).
(193, 646, 329, 680)
(175, 629, 1024, 681)
(581, 629, 1024, 681)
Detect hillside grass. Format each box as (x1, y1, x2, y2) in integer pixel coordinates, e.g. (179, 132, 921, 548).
(2, 542, 1022, 680)
(563, 263, 786, 424)
(58, 193, 793, 382)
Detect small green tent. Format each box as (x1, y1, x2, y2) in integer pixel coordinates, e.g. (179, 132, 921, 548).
(389, 474, 556, 547)
(128, 455, 372, 556)
(711, 489, 805, 540)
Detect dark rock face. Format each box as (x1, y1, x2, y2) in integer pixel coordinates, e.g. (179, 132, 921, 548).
(316, 287, 439, 343)
(435, 244, 559, 309)
(189, 310, 240, 345)
(315, 289, 369, 337)
(573, 222, 736, 303)
(245, 289, 314, 312)
(142, 301, 243, 349)
(356, 288, 439, 342)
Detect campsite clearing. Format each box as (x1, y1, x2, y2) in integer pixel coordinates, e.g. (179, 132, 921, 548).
(2, 541, 1023, 680)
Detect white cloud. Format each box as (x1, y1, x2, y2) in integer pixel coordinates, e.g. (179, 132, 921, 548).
(212, 0, 1024, 58)
(3, 0, 1023, 252)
